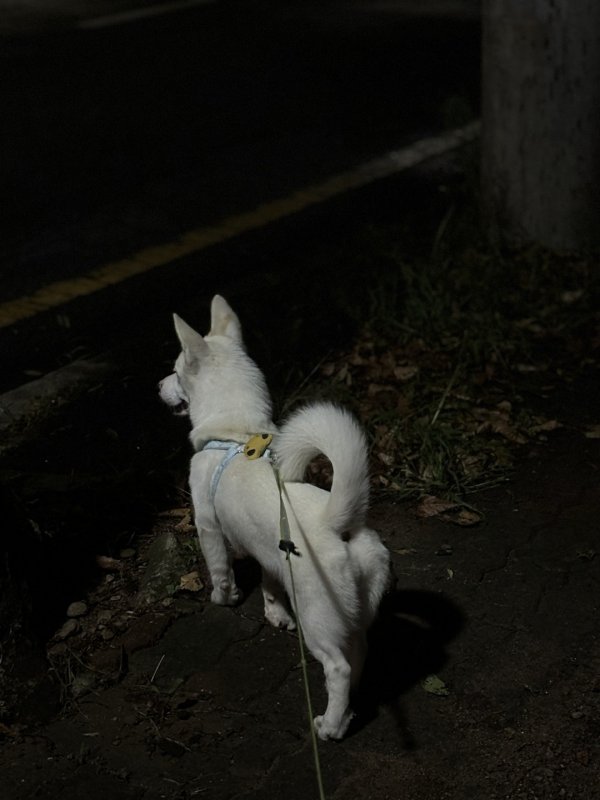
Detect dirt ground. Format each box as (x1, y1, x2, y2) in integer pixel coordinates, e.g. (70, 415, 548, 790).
(1, 149, 598, 799)
(1, 370, 599, 800)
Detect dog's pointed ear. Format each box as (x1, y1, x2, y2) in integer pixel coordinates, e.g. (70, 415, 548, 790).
(210, 295, 242, 342)
(173, 314, 207, 366)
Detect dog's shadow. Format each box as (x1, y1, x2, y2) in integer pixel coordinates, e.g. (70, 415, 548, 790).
(352, 589, 465, 745)
(233, 561, 465, 747)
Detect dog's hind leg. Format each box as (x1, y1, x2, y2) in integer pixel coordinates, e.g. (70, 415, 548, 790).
(261, 572, 296, 630)
(197, 526, 241, 606)
(310, 645, 354, 740)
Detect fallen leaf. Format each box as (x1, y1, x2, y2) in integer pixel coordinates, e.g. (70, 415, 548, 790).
(417, 498, 482, 527)
(377, 451, 394, 466)
(473, 408, 528, 444)
(421, 675, 449, 696)
(435, 507, 482, 527)
(55, 619, 79, 640)
(416, 495, 459, 519)
(393, 365, 419, 381)
(175, 512, 194, 532)
(459, 453, 485, 478)
(66, 601, 88, 618)
(584, 424, 600, 439)
(96, 555, 122, 571)
(453, 509, 482, 527)
(516, 363, 547, 373)
(179, 571, 203, 592)
(515, 317, 546, 334)
(561, 289, 584, 304)
(158, 508, 189, 518)
(348, 353, 369, 367)
(336, 364, 351, 384)
(529, 418, 562, 435)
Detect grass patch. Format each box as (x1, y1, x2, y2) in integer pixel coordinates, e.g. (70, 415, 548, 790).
(283, 167, 600, 506)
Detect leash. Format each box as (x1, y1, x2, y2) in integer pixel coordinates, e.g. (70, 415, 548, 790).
(203, 432, 326, 798)
(272, 462, 326, 800)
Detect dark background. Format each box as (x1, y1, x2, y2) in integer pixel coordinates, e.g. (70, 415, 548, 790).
(1, 0, 480, 389)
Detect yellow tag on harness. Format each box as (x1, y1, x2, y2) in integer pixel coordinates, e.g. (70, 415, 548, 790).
(244, 433, 273, 460)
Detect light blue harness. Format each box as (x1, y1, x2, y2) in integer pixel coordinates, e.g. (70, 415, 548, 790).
(201, 435, 298, 556)
(202, 439, 271, 502)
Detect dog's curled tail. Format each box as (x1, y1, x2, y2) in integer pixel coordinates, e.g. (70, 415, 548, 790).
(274, 401, 370, 533)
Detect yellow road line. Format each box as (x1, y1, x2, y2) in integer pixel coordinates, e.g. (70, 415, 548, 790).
(78, 0, 217, 30)
(0, 122, 479, 330)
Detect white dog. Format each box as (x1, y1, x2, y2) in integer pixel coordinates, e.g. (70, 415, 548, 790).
(159, 295, 392, 740)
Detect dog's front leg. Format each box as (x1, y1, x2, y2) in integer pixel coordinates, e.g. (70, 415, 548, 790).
(197, 527, 241, 606)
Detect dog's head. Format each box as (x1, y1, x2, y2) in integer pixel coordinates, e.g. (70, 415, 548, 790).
(158, 295, 269, 430)
(158, 364, 190, 416)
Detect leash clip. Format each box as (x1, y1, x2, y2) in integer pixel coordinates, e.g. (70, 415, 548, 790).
(278, 539, 300, 557)
(244, 433, 273, 460)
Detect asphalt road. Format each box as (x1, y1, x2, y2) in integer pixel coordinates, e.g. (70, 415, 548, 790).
(0, 0, 480, 391)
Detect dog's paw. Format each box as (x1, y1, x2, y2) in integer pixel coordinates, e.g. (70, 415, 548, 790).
(264, 604, 296, 631)
(211, 583, 242, 606)
(313, 711, 354, 741)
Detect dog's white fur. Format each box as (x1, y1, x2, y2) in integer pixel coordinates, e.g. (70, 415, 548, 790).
(159, 295, 392, 740)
